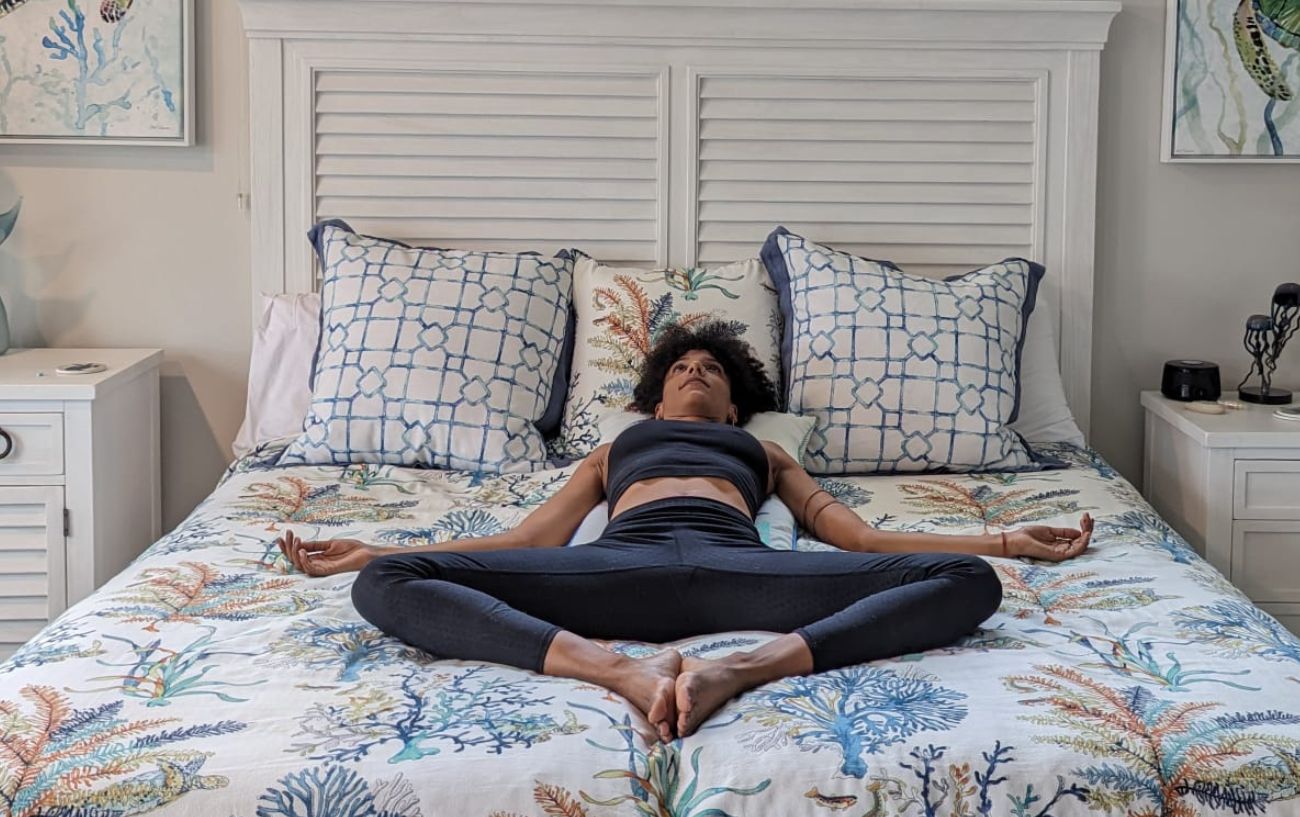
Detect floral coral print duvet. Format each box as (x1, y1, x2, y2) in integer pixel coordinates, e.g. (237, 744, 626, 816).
(3, 442, 1300, 817)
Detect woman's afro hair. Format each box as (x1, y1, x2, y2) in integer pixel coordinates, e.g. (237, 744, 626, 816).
(630, 322, 779, 425)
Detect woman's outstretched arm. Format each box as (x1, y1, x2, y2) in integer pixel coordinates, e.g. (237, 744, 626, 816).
(278, 445, 610, 575)
(763, 443, 1092, 561)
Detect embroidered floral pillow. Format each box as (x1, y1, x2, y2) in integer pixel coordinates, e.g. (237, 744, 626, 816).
(550, 255, 782, 458)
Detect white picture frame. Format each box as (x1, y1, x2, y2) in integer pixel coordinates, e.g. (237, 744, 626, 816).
(1162, 0, 1300, 163)
(0, 0, 195, 146)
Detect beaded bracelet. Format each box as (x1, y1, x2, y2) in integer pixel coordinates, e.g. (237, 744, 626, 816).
(1000, 531, 1009, 558)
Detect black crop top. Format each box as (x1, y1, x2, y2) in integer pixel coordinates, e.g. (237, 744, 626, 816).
(606, 419, 770, 517)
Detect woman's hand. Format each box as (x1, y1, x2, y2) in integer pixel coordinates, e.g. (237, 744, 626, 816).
(1005, 513, 1094, 562)
(276, 529, 383, 576)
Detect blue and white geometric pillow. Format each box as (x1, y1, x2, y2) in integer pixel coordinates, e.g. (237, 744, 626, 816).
(280, 220, 574, 473)
(761, 226, 1048, 475)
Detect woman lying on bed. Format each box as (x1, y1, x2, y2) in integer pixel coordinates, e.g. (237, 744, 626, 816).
(277, 322, 1093, 744)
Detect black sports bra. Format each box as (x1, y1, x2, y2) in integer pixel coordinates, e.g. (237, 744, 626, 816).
(605, 419, 769, 517)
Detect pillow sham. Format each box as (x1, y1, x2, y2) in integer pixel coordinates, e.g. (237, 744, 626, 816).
(551, 255, 783, 459)
(280, 220, 574, 473)
(761, 226, 1046, 474)
(233, 292, 320, 458)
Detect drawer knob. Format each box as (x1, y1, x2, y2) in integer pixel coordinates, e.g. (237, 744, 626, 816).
(0, 428, 11, 460)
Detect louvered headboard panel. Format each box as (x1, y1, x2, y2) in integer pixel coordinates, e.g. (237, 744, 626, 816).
(314, 68, 666, 265)
(692, 73, 1038, 277)
(239, 0, 1119, 435)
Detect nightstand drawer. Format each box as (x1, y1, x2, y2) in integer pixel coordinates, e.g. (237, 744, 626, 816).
(1233, 460, 1300, 520)
(0, 413, 64, 477)
(1231, 520, 1300, 602)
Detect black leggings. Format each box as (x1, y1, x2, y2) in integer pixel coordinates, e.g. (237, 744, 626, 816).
(352, 497, 1003, 673)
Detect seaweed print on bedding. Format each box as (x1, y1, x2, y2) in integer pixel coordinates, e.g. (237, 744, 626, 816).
(556, 702, 771, 817)
(1024, 618, 1259, 692)
(338, 464, 423, 495)
(267, 618, 432, 684)
(0, 685, 244, 816)
(228, 476, 418, 528)
(815, 478, 873, 509)
(730, 666, 967, 779)
(1095, 510, 1199, 565)
(64, 626, 268, 706)
(1005, 665, 1300, 816)
(291, 666, 587, 764)
(898, 479, 1086, 532)
(2, 616, 105, 672)
(851, 740, 1088, 817)
(98, 561, 322, 631)
(995, 564, 1167, 626)
(376, 509, 506, 547)
(1174, 599, 1300, 667)
(487, 780, 590, 817)
(256, 764, 423, 817)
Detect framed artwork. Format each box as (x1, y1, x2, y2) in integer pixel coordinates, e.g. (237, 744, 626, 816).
(1162, 0, 1300, 162)
(0, 0, 194, 145)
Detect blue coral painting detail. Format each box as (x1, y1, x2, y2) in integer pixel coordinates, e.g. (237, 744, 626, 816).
(0, 0, 186, 140)
(732, 666, 968, 778)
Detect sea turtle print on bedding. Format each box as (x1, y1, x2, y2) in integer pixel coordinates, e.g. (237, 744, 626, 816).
(2, 442, 1300, 816)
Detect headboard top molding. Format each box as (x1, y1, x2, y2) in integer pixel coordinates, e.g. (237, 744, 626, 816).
(239, 0, 1119, 48)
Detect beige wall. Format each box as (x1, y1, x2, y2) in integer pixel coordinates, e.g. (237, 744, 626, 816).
(1093, 0, 1300, 479)
(0, 1, 250, 530)
(0, 0, 1296, 528)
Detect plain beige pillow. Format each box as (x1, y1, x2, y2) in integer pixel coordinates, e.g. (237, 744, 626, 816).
(232, 293, 321, 458)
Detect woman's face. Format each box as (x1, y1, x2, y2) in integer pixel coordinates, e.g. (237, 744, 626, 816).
(655, 349, 738, 424)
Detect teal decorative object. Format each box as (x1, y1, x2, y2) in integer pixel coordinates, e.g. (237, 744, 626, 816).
(0, 197, 20, 356)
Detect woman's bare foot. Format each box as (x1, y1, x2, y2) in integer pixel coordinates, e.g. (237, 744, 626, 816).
(675, 656, 755, 737)
(607, 649, 682, 743)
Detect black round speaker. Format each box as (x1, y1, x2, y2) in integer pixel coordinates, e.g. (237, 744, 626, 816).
(1161, 360, 1221, 402)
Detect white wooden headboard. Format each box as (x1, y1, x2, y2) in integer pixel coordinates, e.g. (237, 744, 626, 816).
(237, 0, 1119, 436)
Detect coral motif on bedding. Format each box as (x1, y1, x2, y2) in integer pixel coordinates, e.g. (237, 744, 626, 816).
(995, 564, 1167, 625)
(291, 666, 587, 764)
(732, 666, 968, 779)
(99, 562, 321, 631)
(761, 227, 1046, 475)
(256, 764, 423, 817)
(230, 476, 418, 527)
(898, 479, 1087, 532)
(1006, 665, 1300, 816)
(0, 685, 244, 816)
(552, 255, 782, 458)
(281, 220, 574, 473)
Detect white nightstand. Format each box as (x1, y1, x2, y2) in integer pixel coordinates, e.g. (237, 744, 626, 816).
(1142, 391, 1300, 635)
(0, 349, 162, 659)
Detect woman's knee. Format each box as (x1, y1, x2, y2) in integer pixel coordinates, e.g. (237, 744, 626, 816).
(351, 553, 436, 626)
(946, 554, 1003, 620)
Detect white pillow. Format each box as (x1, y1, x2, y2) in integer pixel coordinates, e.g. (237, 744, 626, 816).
(232, 292, 321, 458)
(567, 411, 816, 548)
(1009, 306, 1085, 446)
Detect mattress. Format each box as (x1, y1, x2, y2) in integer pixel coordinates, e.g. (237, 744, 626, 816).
(2, 442, 1299, 816)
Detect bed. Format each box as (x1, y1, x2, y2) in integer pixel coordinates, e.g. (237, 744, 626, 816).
(10, 1, 1300, 815)
(5, 441, 1300, 815)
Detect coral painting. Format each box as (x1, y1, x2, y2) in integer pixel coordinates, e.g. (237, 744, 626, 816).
(1168, 0, 1300, 158)
(0, 0, 190, 142)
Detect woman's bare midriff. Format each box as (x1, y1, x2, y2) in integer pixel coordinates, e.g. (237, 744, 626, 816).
(610, 476, 753, 520)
